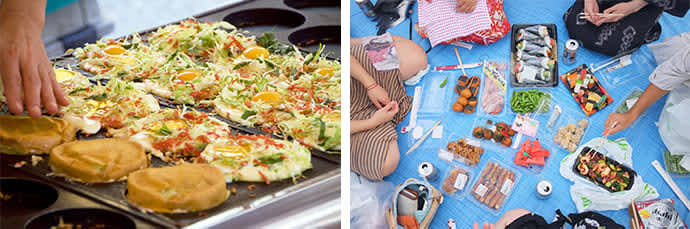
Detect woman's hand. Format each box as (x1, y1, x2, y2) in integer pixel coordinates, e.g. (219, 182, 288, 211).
(584, 0, 602, 25)
(456, 0, 477, 13)
(596, 0, 648, 25)
(0, 0, 69, 118)
(367, 85, 390, 108)
(603, 112, 638, 136)
(473, 222, 493, 229)
(371, 101, 398, 125)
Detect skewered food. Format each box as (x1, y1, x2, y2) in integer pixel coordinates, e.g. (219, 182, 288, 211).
(472, 120, 515, 147)
(446, 138, 484, 165)
(452, 75, 480, 114)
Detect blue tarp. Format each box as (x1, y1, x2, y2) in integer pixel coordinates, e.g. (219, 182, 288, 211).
(351, 0, 690, 227)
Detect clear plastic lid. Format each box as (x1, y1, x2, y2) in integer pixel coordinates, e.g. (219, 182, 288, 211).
(589, 47, 657, 88)
(439, 163, 474, 200)
(467, 157, 522, 215)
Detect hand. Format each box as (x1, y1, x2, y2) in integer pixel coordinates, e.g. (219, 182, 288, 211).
(584, 0, 602, 25)
(603, 112, 637, 136)
(456, 0, 477, 13)
(473, 222, 494, 229)
(367, 84, 390, 108)
(597, 0, 648, 25)
(370, 101, 398, 125)
(0, 7, 69, 118)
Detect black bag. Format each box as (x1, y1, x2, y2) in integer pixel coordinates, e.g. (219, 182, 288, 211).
(557, 209, 625, 229)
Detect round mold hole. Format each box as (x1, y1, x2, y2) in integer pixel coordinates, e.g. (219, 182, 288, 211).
(25, 208, 136, 229)
(223, 8, 305, 34)
(0, 178, 58, 216)
(284, 0, 339, 9)
(288, 26, 341, 57)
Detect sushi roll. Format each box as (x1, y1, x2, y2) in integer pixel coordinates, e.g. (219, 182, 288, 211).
(523, 25, 549, 37)
(517, 29, 542, 41)
(517, 40, 551, 54)
(516, 47, 550, 59)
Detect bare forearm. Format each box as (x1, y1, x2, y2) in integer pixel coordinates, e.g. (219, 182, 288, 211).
(0, 0, 46, 26)
(350, 53, 376, 87)
(628, 83, 669, 117)
(351, 119, 379, 134)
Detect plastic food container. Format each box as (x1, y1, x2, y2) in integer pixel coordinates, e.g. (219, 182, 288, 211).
(440, 163, 473, 200)
(589, 47, 656, 88)
(478, 59, 509, 116)
(510, 24, 558, 88)
(468, 158, 521, 215)
(438, 132, 485, 167)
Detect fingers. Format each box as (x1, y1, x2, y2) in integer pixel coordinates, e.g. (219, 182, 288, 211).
(38, 63, 57, 114)
(373, 99, 383, 109)
(483, 222, 490, 229)
(51, 69, 69, 106)
(21, 57, 42, 119)
(390, 101, 399, 113)
(473, 222, 479, 229)
(0, 53, 23, 114)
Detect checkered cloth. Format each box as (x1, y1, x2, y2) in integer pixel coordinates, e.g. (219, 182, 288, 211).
(417, 0, 492, 47)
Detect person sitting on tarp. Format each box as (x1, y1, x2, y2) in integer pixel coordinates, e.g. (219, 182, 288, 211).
(603, 32, 690, 158)
(563, 0, 689, 56)
(350, 34, 427, 181)
(472, 208, 623, 229)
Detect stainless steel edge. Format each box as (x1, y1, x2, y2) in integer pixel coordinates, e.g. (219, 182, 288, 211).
(186, 169, 341, 228)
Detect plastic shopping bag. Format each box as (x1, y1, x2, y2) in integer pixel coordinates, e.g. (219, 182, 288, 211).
(560, 138, 659, 212)
(658, 84, 690, 157)
(351, 172, 395, 229)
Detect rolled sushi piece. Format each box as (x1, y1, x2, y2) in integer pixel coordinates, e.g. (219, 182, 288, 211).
(523, 25, 549, 37)
(516, 65, 552, 84)
(517, 40, 552, 54)
(516, 46, 550, 58)
(517, 29, 543, 42)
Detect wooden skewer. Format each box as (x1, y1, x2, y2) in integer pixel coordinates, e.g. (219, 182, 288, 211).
(405, 120, 442, 155)
(578, 12, 625, 17)
(454, 48, 467, 76)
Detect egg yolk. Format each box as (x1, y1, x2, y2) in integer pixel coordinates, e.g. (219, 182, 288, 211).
(103, 45, 126, 56)
(323, 112, 340, 122)
(242, 46, 269, 59)
(214, 144, 252, 160)
(54, 69, 76, 82)
(149, 120, 187, 132)
(110, 55, 136, 65)
(314, 67, 335, 77)
(176, 70, 200, 81)
(251, 91, 282, 105)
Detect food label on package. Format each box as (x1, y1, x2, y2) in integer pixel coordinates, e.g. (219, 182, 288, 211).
(634, 199, 686, 228)
(453, 173, 468, 190)
(512, 114, 539, 137)
(626, 97, 639, 110)
(474, 184, 488, 197)
(679, 155, 690, 171)
(466, 138, 481, 147)
(500, 179, 514, 195)
(438, 149, 454, 162)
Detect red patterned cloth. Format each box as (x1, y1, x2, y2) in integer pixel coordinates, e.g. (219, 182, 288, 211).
(417, 0, 492, 47)
(417, 0, 510, 46)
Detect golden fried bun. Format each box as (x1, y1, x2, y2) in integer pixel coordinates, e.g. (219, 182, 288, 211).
(0, 115, 76, 154)
(49, 138, 148, 183)
(126, 164, 228, 213)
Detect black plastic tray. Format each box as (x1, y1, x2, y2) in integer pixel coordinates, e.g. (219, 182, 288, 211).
(510, 24, 558, 88)
(572, 146, 636, 193)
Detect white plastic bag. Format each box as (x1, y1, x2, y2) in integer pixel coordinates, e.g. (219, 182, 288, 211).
(350, 172, 395, 229)
(658, 84, 690, 157)
(560, 138, 659, 212)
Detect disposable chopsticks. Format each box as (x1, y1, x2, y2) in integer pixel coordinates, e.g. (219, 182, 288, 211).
(454, 48, 467, 76)
(405, 120, 442, 155)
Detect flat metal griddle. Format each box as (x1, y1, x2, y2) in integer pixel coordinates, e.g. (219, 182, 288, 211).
(1, 0, 340, 227)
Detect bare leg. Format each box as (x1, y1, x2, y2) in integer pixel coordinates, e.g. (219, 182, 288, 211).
(392, 35, 427, 81)
(382, 140, 401, 177)
(351, 35, 427, 81)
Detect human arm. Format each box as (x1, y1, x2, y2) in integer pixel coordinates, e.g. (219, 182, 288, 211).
(351, 52, 390, 108)
(604, 42, 690, 135)
(351, 101, 399, 134)
(456, 0, 477, 13)
(594, 0, 647, 26)
(0, 0, 69, 119)
(584, 0, 603, 25)
(603, 83, 668, 135)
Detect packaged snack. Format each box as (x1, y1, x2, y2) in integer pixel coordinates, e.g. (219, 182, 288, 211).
(441, 136, 485, 166)
(553, 119, 588, 152)
(629, 199, 688, 229)
(510, 24, 558, 88)
(471, 118, 516, 148)
(560, 64, 614, 116)
(470, 160, 519, 213)
(441, 164, 472, 200)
